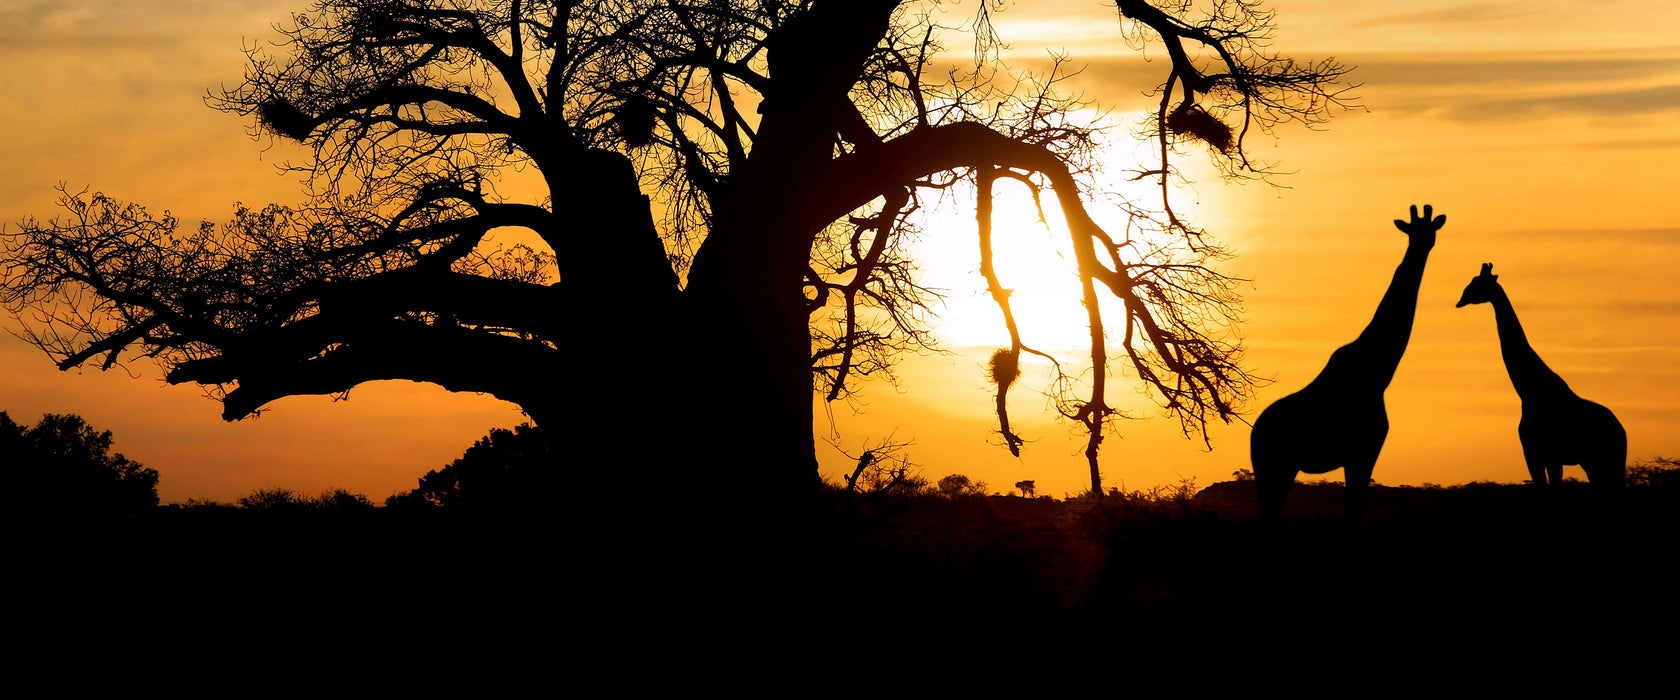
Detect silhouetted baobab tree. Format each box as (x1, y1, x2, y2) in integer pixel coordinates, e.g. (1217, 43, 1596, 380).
(2, 1, 1351, 505)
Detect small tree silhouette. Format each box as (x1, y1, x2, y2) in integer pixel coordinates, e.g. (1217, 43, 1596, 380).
(317, 488, 375, 512)
(834, 434, 923, 496)
(2, 411, 158, 517)
(1014, 480, 1036, 498)
(401, 424, 553, 512)
(937, 474, 988, 499)
(238, 487, 309, 513)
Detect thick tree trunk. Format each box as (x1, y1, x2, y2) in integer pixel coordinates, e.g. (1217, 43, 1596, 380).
(537, 149, 688, 485)
(523, 1, 906, 512)
(677, 0, 902, 507)
(683, 239, 822, 501)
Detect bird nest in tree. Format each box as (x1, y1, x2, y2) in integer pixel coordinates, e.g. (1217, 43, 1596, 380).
(1167, 104, 1233, 154)
(258, 100, 316, 142)
(989, 348, 1021, 390)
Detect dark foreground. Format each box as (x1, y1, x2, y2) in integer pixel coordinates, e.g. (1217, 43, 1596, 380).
(19, 479, 1678, 670)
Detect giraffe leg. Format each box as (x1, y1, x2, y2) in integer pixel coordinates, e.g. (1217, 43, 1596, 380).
(1250, 407, 1296, 523)
(1545, 463, 1563, 485)
(1521, 441, 1550, 486)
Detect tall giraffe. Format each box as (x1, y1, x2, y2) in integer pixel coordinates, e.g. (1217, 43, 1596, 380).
(1455, 263, 1626, 486)
(1250, 205, 1445, 523)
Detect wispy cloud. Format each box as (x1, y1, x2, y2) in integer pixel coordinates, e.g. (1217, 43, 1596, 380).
(1359, 1, 1544, 27)
(1579, 136, 1680, 149)
(0, 0, 289, 51)
(1023, 53, 1680, 121)
(1354, 56, 1680, 86)
(1525, 301, 1680, 316)
(1532, 228, 1673, 243)
(1031, 51, 1680, 90)
(1496, 228, 1680, 242)
(1450, 83, 1680, 118)
(1342, 50, 1680, 120)
(1003, 55, 1164, 91)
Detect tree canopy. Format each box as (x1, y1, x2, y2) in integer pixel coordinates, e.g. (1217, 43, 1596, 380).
(390, 423, 555, 511)
(2, 0, 1351, 501)
(2, 411, 160, 516)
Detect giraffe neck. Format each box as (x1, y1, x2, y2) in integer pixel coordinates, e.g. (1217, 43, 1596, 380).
(1336, 235, 1433, 388)
(1489, 286, 1571, 401)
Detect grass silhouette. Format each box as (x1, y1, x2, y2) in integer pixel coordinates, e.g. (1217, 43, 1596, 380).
(15, 458, 1677, 664)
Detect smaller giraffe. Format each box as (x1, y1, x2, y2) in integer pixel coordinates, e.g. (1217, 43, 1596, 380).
(1456, 264, 1626, 486)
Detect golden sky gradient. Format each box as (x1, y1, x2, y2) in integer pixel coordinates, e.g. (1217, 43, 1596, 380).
(2, 1, 1677, 502)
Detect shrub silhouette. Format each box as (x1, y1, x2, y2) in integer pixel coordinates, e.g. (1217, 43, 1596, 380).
(235, 487, 374, 514)
(396, 424, 554, 513)
(316, 488, 375, 512)
(238, 487, 309, 513)
(937, 474, 989, 499)
(1628, 457, 1680, 489)
(2, 411, 158, 517)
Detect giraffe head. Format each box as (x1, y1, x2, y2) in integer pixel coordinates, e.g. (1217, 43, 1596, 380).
(1393, 204, 1446, 248)
(1455, 263, 1501, 307)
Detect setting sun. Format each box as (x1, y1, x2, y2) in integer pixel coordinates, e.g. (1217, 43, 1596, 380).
(915, 129, 1210, 352)
(916, 178, 1086, 354)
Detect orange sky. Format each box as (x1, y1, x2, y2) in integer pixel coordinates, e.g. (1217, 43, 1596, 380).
(2, 1, 1677, 502)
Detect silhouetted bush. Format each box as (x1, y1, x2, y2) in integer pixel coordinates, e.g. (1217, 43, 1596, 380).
(235, 487, 376, 514)
(382, 488, 434, 511)
(238, 487, 309, 513)
(180, 497, 235, 511)
(1078, 479, 1214, 555)
(1629, 457, 1680, 489)
(937, 474, 988, 498)
(865, 469, 929, 495)
(390, 424, 554, 513)
(1, 411, 158, 517)
(317, 488, 375, 512)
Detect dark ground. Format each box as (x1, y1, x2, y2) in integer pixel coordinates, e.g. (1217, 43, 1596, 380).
(17, 478, 1677, 671)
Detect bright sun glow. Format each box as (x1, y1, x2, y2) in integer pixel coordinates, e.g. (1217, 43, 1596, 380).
(915, 179, 1087, 353)
(912, 129, 1194, 360)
